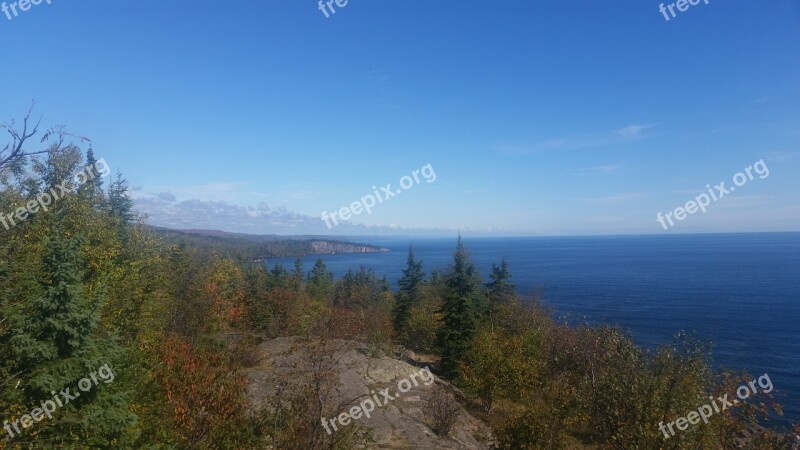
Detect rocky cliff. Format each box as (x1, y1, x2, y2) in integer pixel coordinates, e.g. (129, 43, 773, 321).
(310, 240, 390, 254)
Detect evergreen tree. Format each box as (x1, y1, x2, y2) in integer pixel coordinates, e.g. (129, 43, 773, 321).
(85, 148, 98, 177)
(80, 148, 104, 206)
(242, 265, 271, 332)
(437, 236, 482, 379)
(394, 245, 425, 336)
(7, 221, 138, 446)
(307, 258, 333, 301)
(485, 259, 514, 329)
(486, 260, 513, 298)
(108, 172, 135, 225)
(430, 270, 441, 284)
(290, 258, 304, 292)
(379, 275, 391, 293)
(334, 269, 355, 307)
(268, 263, 289, 290)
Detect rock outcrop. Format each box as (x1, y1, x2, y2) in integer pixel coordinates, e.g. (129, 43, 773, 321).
(245, 337, 493, 449)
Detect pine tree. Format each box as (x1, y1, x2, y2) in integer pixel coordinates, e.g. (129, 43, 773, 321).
(437, 236, 482, 379)
(394, 245, 425, 336)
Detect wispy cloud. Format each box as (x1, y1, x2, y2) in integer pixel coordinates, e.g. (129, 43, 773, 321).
(134, 181, 323, 205)
(615, 124, 655, 139)
(367, 67, 391, 84)
(571, 164, 621, 175)
(715, 195, 774, 209)
(762, 151, 798, 162)
(581, 192, 647, 204)
(134, 195, 348, 235)
(134, 195, 455, 236)
(136, 182, 249, 201)
(157, 192, 176, 201)
(672, 189, 705, 195)
(494, 124, 658, 155)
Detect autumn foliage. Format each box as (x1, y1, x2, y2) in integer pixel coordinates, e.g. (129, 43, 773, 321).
(151, 333, 253, 448)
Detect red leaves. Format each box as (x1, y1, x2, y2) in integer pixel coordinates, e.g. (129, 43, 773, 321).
(152, 334, 249, 444)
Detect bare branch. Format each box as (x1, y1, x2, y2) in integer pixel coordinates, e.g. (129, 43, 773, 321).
(0, 103, 88, 171)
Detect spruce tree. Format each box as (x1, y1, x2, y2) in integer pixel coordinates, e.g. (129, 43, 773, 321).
(108, 172, 134, 225)
(80, 148, 104, 206)
(85, 148, 98, 176)
(394, 245, 425, 336)
(291, 258, 304, 292)
(268, 263, 289, 290)
(437, 236, 482, 379)
(7, 220, 138, 446)
(486, 260, 513, 298)
(307, 258, 333, 301)
(485, 259, 514, 329)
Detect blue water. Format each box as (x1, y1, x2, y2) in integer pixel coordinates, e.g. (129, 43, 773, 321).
(269, 233, 800, 424)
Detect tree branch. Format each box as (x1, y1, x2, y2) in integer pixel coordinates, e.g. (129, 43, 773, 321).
(0, 102, 91, 171)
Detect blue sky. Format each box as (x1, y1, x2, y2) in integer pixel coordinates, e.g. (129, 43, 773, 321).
(2, 0, 799, 236)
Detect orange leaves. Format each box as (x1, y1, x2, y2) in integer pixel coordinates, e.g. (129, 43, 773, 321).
(201, 261, 247, 333)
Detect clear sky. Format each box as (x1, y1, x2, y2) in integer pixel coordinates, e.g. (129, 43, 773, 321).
(2, 0, 799, 236)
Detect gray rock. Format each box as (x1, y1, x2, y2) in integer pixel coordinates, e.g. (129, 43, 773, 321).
(245, 337, 493, 449)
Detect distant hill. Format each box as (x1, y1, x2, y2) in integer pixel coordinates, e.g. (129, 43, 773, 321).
(151, 227, 389, 261)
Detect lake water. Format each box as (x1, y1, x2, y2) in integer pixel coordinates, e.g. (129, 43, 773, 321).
(269, 233, 800, 424)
